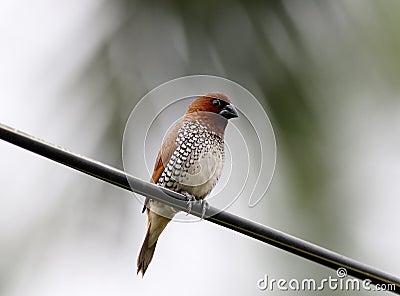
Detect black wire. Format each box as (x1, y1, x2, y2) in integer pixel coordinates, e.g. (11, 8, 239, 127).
(0, 123, 399, 293)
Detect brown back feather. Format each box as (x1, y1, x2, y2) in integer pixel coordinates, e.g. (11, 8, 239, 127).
(141, 122, 181, 212)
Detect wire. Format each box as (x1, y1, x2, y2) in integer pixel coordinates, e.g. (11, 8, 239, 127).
(0, 123, 399, 293)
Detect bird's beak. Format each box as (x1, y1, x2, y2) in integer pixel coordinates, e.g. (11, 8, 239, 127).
(219, 104, 239, 119)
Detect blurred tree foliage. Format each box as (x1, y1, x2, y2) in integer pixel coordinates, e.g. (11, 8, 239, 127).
(79, 0, 329, 228)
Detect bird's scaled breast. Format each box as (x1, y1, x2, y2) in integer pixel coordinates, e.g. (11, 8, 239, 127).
(158, 120, 225, 199)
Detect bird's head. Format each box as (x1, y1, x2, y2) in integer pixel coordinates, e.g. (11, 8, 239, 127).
(186, 93, 238, 119)
(185, 93, 238, 137)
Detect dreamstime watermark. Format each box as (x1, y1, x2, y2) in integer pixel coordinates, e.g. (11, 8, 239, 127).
(257, 268, 396, 292)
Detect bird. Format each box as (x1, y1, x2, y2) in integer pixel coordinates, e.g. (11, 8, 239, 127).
(137, 92, 238, 276)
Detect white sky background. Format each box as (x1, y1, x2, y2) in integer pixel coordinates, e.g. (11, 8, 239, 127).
(0, 1, 399, 296)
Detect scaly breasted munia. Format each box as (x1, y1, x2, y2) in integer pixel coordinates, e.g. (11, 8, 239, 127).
(137, 93, 238, 276)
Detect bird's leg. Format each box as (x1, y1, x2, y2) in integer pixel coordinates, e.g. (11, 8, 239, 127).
(199, 199, 209, 220)
(181, 191, 197, 215)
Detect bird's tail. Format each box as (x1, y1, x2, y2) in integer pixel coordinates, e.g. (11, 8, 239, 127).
(137, 211, 171, 276)
(137, 226, 157, 276)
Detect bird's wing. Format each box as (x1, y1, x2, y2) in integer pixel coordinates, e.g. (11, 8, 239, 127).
(151, 124, 181, 183)
(141, 122, 181, 212)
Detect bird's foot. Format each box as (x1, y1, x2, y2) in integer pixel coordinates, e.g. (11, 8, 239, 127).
(180, 191, 209, 219)
(199, 199, 209, 220)
(181, 191, 197, 215)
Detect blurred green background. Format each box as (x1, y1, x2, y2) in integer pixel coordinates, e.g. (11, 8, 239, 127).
(0, 0, 399, 295)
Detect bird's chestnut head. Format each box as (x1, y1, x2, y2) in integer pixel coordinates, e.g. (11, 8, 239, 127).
(186, 93, 238, 120)
(184, 93, 238, 138)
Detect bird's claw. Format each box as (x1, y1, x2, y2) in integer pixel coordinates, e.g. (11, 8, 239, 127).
(181, 191, 209, 219)
(181, 191, 197, 215)
(200, 199, 209, 220)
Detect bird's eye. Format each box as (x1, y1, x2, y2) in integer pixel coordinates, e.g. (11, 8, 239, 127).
(212, 99, 221, 108)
